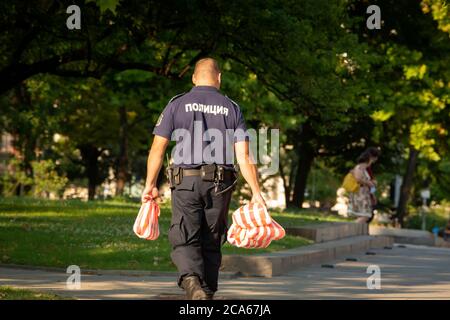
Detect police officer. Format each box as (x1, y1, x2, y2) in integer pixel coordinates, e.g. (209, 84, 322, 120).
(141, 58, 265, 300)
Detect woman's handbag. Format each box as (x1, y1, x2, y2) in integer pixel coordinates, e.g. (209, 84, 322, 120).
(342, 171, 360, 193)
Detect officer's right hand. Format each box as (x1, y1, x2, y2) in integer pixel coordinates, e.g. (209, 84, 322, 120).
(141, 184, 159, 203)
(251, 192, 266, 208)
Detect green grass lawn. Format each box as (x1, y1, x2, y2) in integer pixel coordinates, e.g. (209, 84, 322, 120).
(0, 286, 67, 300)
(0, 197, 348, 271)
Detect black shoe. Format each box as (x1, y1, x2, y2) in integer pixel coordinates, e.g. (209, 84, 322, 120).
(182, 276, 208, 300)
(205, 292, 214, 300)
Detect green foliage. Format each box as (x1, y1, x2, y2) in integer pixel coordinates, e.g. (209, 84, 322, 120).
(87, 0, 122, 15)
(1, 159, 68, 198)
(1, 159, 33, 196)
(305, 162, 342, 207)
(405, 205, 450, 231)
(0, 0, 449, 211)
(31, 160, 68, 198)
(421, 0, 450, 34)
(352, 0, 450, 211)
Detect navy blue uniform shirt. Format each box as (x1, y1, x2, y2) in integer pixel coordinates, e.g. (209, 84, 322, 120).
(153, 85, 248, 168)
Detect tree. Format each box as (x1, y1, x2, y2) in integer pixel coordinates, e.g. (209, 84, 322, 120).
(347, 0, 450, 225)
(0, 0, 214, 94)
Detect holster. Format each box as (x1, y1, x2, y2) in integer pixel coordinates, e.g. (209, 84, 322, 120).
(216, 165, 239, 195)
(167, 165, 183, 189)
(166, 166, 175, 189)
(174, 167, 182, 185)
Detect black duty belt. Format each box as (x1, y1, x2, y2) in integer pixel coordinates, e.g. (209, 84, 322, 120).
(167, 164, 238, 194)
(182, 168, 235, 180)
(181, 168, 202, 176)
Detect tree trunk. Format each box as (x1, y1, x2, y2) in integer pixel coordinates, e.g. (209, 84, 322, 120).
(396, 147, 419, 226)
(116, 106, 129, 196)
(12, 84, 35, 195)
(79, 144, 102, 200)
(279, 155, 292, 208)
(291, 145, 315, 208)
(287, 161, 297, 206)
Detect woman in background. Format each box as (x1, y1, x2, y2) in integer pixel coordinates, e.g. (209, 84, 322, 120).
(348, 148, 380, 223)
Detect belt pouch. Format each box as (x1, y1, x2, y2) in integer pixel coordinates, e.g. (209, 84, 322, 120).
(200, 164, 216, 182)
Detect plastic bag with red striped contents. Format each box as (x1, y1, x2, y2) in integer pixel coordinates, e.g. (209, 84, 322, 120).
(133, 195, 160, 240)
(227, 203, 285, 248)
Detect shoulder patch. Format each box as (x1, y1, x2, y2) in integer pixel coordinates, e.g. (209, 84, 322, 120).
(155, 113, 164, 127)
(168, 92, 187, 104)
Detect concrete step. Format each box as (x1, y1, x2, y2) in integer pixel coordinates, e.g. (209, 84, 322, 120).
(369, 226, 435, 246)
(221, 235, 393, 277)
(285, 222, 368, 243)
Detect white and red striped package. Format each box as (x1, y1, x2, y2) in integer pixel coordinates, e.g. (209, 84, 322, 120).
(133, 195, 160, 240)
(227, 203, 285, 248)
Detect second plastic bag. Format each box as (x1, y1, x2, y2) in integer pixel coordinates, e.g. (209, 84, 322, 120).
(227, 203, 285, 249)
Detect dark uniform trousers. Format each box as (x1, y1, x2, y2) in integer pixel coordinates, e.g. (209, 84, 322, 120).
(169, 175, 233, 294)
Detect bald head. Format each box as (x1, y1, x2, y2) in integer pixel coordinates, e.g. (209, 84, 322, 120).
(192, 58, 221, 89)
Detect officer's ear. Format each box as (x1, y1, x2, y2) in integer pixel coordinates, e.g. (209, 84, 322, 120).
(192, 73, 197, 85)
(217, 72, 222, 85)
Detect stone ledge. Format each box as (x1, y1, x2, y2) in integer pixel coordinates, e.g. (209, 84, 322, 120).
(285, 222, 368, 243)
(369, 226, 435, 246)
(221, 235, 393, 277)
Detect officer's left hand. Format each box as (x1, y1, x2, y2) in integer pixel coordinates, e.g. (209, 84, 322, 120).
(141, 185, 159, 203)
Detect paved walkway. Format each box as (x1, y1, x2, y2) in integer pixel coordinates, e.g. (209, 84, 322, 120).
(1, 244, 450, 299)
